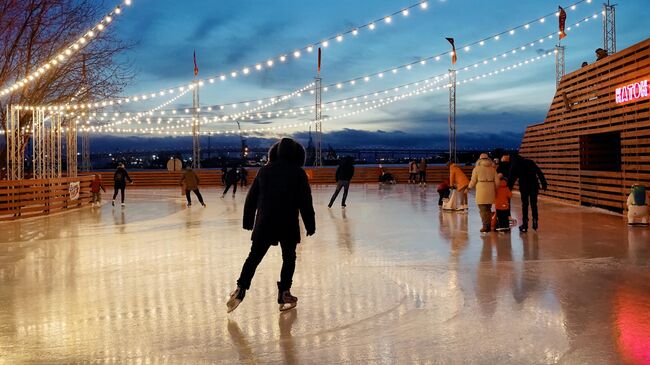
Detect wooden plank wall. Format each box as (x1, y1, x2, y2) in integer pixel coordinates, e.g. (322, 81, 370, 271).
(0, 176, 94, 221)
(519, 38, 650, 212)
(87, 165, 473, 188)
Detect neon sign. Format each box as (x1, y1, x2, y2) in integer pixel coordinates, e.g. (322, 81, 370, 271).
(616, 79, 649, 104)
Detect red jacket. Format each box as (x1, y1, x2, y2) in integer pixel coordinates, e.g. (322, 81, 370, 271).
(495, 180, 512, 210)
(90, 178, 105, 193)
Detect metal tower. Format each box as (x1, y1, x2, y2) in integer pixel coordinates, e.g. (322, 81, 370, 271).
(192, 84, 201, 169)
(314, 76, 323, 167)
(81, 129, 91, 171)
(448, 69, 457, 163)
(555, 45, 565, 87)
(6, 105, 24, 180)
(603, 1, 616, 55)
(65, 120, 78, 177)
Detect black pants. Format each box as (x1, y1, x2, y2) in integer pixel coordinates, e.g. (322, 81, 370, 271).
(520, 189, 539, 223)
(329, 180, 350, 206)
(240, 178, 247, 187)
(497, 209, 510, 229)
(237, 241, 298, 291)
(419, 171, 426, 183)
(223, 182, 237, 195)
(409, 173, 417, 183)
(438, 189, 450, 206)
(112, 185, 125, 203)
(185, 189, 204, 204)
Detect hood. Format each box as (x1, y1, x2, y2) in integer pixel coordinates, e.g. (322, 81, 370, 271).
(269, 138, 305, 167)
(477, 158, 493, 168)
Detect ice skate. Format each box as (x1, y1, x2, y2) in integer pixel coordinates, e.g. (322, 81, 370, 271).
(532, 219, 539, 231)
(121, 203, 126, 207)
(201, 202, 206, 207)
(519, 223, 528, 233)
(226, 287, 246, 313)
(187, 202, 192, 207)
(111, 200, 115, 207)
(278, 283, 297, 312)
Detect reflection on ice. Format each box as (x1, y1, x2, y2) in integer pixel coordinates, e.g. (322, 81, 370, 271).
(0, 185, 648, 363)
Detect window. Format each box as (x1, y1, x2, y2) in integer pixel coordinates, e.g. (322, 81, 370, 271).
(579, 132, 621, 171)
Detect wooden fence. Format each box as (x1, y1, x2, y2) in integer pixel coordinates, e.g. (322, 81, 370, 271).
(519, 38, 650, 212)
(0, 176, 94, 221)
(87, 165, 472, 188)
(1, 166, 473, 221)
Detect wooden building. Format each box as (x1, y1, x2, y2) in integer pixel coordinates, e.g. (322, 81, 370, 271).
(519, 38, 650, 212)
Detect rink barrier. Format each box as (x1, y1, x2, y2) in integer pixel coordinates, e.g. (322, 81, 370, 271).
(520, 38, 650, 213)
(85, 166, 473, 188)
(0, 175, 94, 221)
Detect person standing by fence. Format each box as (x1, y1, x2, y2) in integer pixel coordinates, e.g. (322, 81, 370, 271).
(418, 158, 428, 186)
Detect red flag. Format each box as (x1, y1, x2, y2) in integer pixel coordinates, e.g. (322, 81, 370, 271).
(317, 47, 322, 74)
(558, 6, 567, 40)
(193, 50, 199, 76)
(446, 37, 457, 65)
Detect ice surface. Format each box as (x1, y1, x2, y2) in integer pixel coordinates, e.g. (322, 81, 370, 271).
(0, 185, 648, 364)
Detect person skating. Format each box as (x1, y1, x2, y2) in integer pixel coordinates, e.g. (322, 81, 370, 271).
(222, 167, 239, 198)
(180, 167, 206, 207)
(239, 167, 248, 187)
(418, 158, 428, 186)
(112, 163, 133, 207)
(90, 174, 106, 207)
(328, 156, 355, 208)
(408, 160, 418, 184)
(494, 176, 513, 232)
(437, 179, 451, 207)
(227, 138, 315, 313)
(508, 154, 547, 232)
(448, 161, 470, 210)
(468, 153, 498, 233)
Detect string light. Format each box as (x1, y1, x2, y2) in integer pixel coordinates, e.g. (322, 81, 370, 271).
(94, 49, 556, 136)
(0, 0, 131, 98)
(21, 0, 592, 111)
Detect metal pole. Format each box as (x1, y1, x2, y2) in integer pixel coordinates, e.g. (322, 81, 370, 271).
(66, 118, 78, 177)
(81, 129, 91, 171)
(555, 45, 565, 87)
(448, 69, 457, 163)
(314, 76, 323, 166)
(192, 83, 201, 168)
(603, 1, 617, 55)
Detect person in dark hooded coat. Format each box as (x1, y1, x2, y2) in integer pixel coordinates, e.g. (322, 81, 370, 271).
(508, 154, 547, 232)
(227, 138, 315, 313)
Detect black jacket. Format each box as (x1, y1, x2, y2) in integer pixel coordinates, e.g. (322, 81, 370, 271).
(113, 167, 132, 186)
(508, 157, 547, 192)
(335, 159, 355, 182)
(243, 139, 315, 245)
(225, 168, 239, 184)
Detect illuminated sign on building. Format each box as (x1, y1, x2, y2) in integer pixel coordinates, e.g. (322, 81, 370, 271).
(616, 80, 649, 104)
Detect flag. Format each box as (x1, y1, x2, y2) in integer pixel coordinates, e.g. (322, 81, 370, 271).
(317, 47, 322, 74)
(446, 37, 457, 65)
(558, 6, 567, 40)
(193, 50, 199, 76)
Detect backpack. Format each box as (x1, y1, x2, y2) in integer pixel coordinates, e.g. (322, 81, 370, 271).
(631, 185, 647, 206)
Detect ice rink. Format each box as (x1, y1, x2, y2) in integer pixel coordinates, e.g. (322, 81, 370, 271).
(1, 185, 649, 364)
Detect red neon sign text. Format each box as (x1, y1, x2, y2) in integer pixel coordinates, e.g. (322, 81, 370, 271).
(616, 80, 649, 104)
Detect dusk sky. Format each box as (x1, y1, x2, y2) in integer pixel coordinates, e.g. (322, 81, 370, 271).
(102, 0, 648, 150)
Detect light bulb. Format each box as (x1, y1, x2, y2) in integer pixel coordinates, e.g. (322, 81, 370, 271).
(402, 9, 409, 16)
(384, 16, 392, 24)
(369, 23, 375, 30)
(420, 2, 428, 9)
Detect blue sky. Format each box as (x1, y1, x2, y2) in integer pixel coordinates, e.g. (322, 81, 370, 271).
(106, 0, 649, 149)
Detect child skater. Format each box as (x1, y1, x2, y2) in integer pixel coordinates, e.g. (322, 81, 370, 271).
(495, 175, 513, 232)
(90, 174, 106, 207)
(227, 138, 316, 313)
(437, 179, 451, 207)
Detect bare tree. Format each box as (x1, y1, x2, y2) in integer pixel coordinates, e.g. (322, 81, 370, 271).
(0, 0, 133, 178)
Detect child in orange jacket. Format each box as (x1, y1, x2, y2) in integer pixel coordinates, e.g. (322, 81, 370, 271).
(495, 176, 513, 231)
